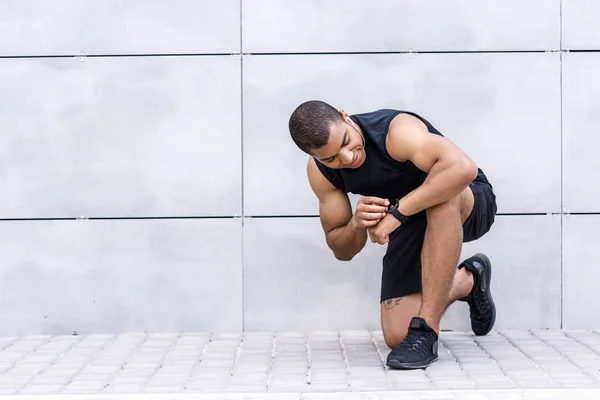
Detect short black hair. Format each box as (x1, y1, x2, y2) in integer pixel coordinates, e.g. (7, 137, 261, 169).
(288, 100, 344, 154)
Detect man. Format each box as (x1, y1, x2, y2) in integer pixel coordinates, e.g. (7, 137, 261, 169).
(288, 100, 497, 370)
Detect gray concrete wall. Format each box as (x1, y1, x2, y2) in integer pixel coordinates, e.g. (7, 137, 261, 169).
(0, 0, 596, 335)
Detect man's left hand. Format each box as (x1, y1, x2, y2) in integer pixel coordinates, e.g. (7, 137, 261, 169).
(367, 214, 401, 244)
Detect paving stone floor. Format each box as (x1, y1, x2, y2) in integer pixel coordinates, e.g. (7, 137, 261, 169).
(0, 329, 599, 399)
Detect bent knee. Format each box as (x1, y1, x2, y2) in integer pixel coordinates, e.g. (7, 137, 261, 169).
(384, 330, 406, 349)
(380, 294, 421, 349)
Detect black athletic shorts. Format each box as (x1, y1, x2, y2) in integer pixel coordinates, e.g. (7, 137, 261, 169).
(380, 179, 497, 303)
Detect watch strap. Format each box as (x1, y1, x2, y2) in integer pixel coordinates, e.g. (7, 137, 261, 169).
(388, 201, 410, 224)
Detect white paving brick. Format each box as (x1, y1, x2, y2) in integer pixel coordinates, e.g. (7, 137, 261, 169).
(115, 368, 158, 378)
(0, 387, 20, 395)
(61, 381, 107, 391)
(0, 374, 34, 386)
(0, 330, 597, 397)
(103, 383, 146, 393)
(18, 384, 64, 394)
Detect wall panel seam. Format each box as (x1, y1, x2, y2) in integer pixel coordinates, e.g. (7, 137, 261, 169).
(0, 216, 241, 222)
(238, 50, 557, 56)
(559, 0, 564, 328)
(0, 53, 237, 59)
(240, 0, 246, 332)
(3, 50, 591, 60)
(0, 213, 590, 223)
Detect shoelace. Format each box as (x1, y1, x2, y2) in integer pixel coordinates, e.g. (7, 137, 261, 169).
(472, 290, 492, 316)
(396, 330, 432, 357)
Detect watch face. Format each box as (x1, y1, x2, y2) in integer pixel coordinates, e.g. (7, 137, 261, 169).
(387, 199, 397, 211)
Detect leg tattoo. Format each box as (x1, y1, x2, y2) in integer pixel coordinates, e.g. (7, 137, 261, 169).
(383, 297, 403, 310)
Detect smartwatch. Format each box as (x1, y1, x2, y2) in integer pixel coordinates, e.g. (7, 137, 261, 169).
(388, 201, 410, 224)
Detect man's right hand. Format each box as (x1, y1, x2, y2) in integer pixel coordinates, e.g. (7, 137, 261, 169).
(353, 196, 390, 229)
(308, 157, 389, 260)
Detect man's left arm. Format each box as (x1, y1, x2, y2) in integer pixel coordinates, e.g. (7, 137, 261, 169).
(368, 114, 479, 243)
(389, 114, 478, 216)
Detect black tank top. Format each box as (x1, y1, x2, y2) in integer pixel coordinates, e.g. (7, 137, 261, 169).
(314, 109, 488, 202)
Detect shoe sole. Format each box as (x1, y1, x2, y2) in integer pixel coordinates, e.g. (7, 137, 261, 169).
(472, 252, 496, 336)
(386, 355, 438, 370)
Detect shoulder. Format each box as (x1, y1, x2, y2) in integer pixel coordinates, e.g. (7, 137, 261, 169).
(385, 113, 431, 162)
(306, 157, 344, 197)
(388, 112, 429, 136)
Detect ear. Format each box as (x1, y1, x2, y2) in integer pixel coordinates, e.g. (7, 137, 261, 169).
(339, 109, 349, 118)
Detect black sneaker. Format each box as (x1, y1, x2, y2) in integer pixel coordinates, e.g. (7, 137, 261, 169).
(458, 253, 496, 336)
(386, 317, 439, 369)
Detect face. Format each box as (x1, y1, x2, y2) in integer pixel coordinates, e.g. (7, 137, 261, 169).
(311, 110, 366, 169)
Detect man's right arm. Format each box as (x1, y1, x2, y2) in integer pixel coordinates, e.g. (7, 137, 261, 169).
(307, 158, 388, 261)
